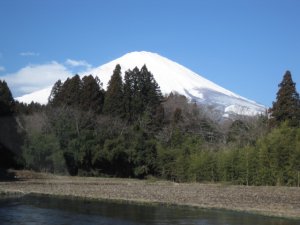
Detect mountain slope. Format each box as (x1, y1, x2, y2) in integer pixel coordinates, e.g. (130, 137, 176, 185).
(16, 51, 266, 116)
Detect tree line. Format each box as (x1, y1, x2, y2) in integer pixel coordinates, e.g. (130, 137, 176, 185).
(0, 67, 300, 186)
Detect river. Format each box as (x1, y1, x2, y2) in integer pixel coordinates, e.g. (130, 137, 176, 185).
(0, 195, 298, 225)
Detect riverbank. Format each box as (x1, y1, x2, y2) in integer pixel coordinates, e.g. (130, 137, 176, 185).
(0, 170, 299, 219)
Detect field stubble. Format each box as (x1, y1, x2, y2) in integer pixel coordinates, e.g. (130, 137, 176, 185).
(0, 170, 299, 219)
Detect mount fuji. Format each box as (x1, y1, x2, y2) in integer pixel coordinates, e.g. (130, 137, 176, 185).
(16, 51, 266, 117)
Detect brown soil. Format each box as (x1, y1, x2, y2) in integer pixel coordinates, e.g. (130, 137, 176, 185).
(0, 170, 300, 219)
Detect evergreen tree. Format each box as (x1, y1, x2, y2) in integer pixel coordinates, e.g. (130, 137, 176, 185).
(61, 75, 82, 107)
(23, 133, 65, 173)
(123, 69, 134, 120)
(14, 101, 44, 115)
(81, 75, 104, 113)
(130, 127, 158, 178)
(123, 67, 140, 120)
(48, 80, 62, 106)
(269, 71, 300, 127)
(123, 65, 162, 122)
(50, 75, 82, 108)
(139, 65, 162, 110)
(0, 80, 14, 116)
(0, 80, 22, 169)
(103, 64, 124, 117)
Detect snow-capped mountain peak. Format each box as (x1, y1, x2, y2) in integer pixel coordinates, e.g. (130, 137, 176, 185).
(16, 51, 266, 116)
(92, 51, 238, 98)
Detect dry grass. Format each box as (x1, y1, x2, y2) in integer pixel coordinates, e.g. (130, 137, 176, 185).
(0, 170, 300, 219)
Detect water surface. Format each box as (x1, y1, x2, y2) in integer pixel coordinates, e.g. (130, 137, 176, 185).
(0, 195, 298, 225)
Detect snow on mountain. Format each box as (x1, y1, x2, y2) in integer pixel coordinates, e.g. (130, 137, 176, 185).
(15, 51, 266, 116)
(16, 86, 52, 105)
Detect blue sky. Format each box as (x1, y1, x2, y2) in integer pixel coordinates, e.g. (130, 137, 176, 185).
(0, 0, 300, 107)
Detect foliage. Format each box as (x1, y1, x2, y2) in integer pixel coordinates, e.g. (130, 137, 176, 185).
(81, 75, 105, 113)
(124, 65, 162, 122)
(0, 80, 23, 169)
(103, 65, 124, 117)
(257, 123, 300, 186)
(3, 67, 300, 187)
(0, 80, 14, 116)
(49, 75, 104, 114)
(269, 70, 300, 127)
(23, 133, 65, 173)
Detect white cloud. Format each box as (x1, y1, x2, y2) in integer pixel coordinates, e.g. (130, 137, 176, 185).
(19, 52, 40, 57)
(65, 59, 91, 69)
(0, 58, 94, 98)
(1, 61, 71, 97)
(0, 66, 5, 72)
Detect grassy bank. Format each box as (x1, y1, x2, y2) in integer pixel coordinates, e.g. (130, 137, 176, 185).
(0, 170, 299, 220)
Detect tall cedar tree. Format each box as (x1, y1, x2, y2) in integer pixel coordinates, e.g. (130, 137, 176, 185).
(123, 69, 134, 120)
(123, 65, 162, 121)
(81, 75, 104, 113)
(269, 71, 300, 127)
(49, 75, 82, 108)
(124, 67, 141, 119)
(60, 75, 82, 107)
(49, 76, 104, 114)
(103, 64, 124, 117)
(139, 65, 162, 111)
(48, 80, 62, 106)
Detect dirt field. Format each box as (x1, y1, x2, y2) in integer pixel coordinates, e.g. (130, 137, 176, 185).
(0, 170, 300, 219)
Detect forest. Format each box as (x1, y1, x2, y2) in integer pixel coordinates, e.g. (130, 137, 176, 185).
(1, 65, 300, 186)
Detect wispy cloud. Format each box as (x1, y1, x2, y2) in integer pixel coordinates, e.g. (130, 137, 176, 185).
(0, 58, 94, 98)
(1, 61, 71, 97)
(19, 52, 40, 57)
(65, 59, 91, 69)
(0, 66, 5, 72)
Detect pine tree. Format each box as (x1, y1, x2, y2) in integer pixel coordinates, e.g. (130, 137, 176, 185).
(269, 71, 300, 127)
(103, 64, 124, 117)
